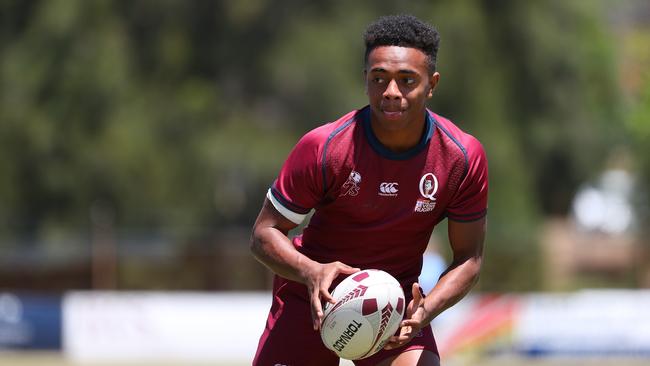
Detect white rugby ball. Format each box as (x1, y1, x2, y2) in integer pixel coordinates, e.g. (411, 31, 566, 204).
(320, 269, 405, 360)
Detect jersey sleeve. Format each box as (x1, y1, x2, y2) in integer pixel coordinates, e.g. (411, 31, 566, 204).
(267, 130, 324, 224)
(446, 136, 488, 222)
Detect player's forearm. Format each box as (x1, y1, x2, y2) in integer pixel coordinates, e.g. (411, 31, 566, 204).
(421, 256, 482, 323)
(250, 226, 319, 284)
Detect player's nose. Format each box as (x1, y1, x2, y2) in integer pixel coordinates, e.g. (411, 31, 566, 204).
(383, 79, 401, 100)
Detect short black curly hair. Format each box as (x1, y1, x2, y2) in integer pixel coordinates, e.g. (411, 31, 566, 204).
(363, 14, 440, 73)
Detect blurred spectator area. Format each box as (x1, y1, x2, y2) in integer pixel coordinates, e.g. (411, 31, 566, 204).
(541, 218, 645, 291)
(541, 152, 648, 290)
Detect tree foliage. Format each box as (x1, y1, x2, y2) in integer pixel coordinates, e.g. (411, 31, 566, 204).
(0, 0, 636, 290)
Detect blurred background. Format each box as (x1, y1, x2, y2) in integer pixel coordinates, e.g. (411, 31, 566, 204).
(1, 0, 649, 365)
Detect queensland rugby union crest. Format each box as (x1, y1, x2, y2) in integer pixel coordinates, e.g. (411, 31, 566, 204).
(414, 173, 438, 213)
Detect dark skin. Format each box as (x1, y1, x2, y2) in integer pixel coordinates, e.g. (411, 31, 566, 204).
(251, 45, 485, 366)
(365, 45, 438, 152)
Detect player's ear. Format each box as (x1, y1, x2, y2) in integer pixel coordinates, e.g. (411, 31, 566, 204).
(427, 72, 440, 98)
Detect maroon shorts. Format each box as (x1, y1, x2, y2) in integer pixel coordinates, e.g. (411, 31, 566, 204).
(253, 275, 438, 366)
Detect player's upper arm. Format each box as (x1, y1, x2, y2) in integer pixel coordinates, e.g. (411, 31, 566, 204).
(253, 197, 299, 236)
(447, 217, 486, 261)
(250, 197, 300, 266)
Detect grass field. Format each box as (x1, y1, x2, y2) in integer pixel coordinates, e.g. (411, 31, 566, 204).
(1, 352, 649, 366)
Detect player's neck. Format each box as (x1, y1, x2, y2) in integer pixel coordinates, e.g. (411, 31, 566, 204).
(369, 113, 427, 153)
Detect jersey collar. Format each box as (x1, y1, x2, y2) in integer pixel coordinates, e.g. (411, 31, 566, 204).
(360, 105, 434, 160)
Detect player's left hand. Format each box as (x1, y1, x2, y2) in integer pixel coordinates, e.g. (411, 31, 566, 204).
(383, 282, 428, 350)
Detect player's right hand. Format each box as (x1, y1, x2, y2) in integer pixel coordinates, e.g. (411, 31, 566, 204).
(303, 261, 360, 331)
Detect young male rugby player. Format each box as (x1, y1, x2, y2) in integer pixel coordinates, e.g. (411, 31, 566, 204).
(251, 14, 487, 366)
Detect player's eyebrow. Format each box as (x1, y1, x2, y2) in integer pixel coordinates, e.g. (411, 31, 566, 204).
(398, 69, 417, 75)
(369, 67, 417, 74)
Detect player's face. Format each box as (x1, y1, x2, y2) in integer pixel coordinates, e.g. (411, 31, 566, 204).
(365, 46, 439, 130)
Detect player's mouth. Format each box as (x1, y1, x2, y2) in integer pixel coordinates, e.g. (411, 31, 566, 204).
(381, 107, 405, 120)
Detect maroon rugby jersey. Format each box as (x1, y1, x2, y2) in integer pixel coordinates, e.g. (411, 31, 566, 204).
(268, 106, 488, 286)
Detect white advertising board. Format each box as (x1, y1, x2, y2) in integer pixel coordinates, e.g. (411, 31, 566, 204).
(515, 290, 650, 355)
(63, 290, 650, 363)
(63, 291, 271, 363)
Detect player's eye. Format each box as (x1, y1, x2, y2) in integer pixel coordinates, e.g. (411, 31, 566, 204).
(372, 77, 385, 84)
(402, 77, 415, 85)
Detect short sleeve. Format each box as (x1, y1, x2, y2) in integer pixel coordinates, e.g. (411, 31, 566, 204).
(268, 131, 324, 224)
(445, 137, 488, 222)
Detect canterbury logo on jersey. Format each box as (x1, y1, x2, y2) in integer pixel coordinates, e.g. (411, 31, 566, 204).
(378, 182, 398, 196)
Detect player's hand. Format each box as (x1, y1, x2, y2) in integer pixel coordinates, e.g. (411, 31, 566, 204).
(303, 261, 360, 331)
(384, 282, 429, 350)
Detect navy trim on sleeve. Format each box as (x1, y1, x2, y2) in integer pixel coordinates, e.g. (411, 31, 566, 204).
(270, 186, 311, 215)
(446, 208, 488, 222)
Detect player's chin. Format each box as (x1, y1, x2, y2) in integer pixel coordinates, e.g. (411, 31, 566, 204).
(377, 111, 413, 130)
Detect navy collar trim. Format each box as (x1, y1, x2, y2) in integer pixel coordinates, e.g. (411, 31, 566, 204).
(361, 106, 434, 160)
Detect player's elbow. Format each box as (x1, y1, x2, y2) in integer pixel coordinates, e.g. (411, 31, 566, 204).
(468, 255, 482, 286)
(249, 226, 266, 262)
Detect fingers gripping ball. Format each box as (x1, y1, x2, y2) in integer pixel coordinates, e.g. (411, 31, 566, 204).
(320, 269, 405, 360)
